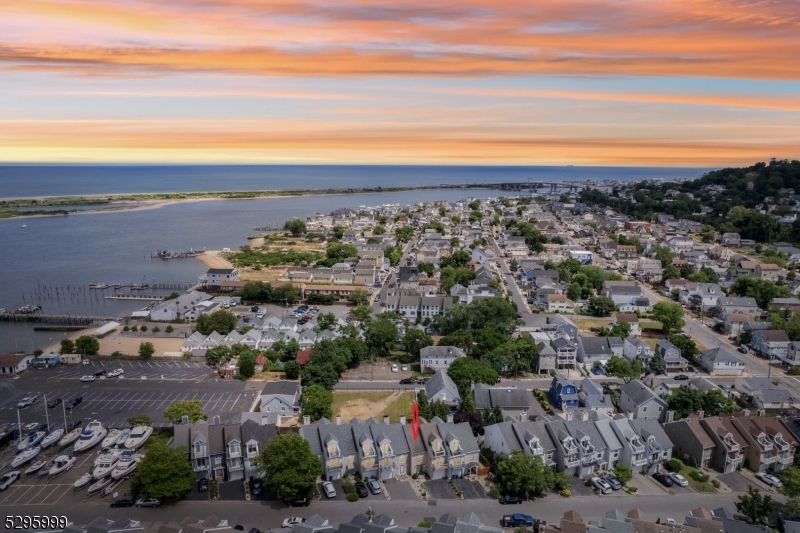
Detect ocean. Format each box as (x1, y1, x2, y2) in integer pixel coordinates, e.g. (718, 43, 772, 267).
(0, 164, 713, 352)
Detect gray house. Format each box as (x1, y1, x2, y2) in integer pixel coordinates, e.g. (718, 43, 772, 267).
(473, 384, 533, 419)
(240, 419, 277, 478)
(424, 370, 461, 410)
(662, 414, 716, 471)
(656, 339, 689, 373)
(545, 418, 582, 475)
(610, 417, 651, 473)
(618, 380, 668, 422)
(577, 336, 623, 367)
(565, 413, 607, 476)
(483, 420, 556, 466)
(629, 418, 673, 473)
(260, 381, 302, 414)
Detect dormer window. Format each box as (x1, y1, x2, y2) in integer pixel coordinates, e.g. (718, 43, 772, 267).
(194, 442, 206, 456)
(362, 440, 375, 457)
(247, 443, 258, 456)
(228, 441, 241, 456)
(449, 438, 462, 454)
(647, 435, 656, 447)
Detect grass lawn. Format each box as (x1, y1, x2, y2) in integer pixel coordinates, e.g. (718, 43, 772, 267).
(146, 430, 173, 449)
(640, 321, 662, 332)
(643, 338, 660, 350)
(679, 465, 717, 493)
(331, 391, 414, 424)
(574, 318, 612, 332)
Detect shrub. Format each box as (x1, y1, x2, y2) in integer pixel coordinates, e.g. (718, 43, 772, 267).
(666, 458, 683, 472)
(711, 479, 720, 488)
(347, 493, 359, 502)
(140, 325, 148, 332)
(560, 489, 571, 497)
(165, 325, 174, 333)
(488, 487, 500, 499)
(689, 470, 709, 482)
(614, 464, 634, 483)
(788, 366, 800, 376)
(411, 473, 418, 480)
(123, 325, 130, 332)
(131, 325, 138, 332)
(152, 326, 160, 333)
(111, 351, 123, 357)
(626, 487, 637, 494)
(418, 522, 432, 529)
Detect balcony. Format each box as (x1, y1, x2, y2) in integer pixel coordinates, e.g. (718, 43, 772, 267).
(774, 437, 791, 452)
(193, 463, 209, 473)
(228, 461, 244, 472)
(565, 455, 581, 468)
(778, 454, 793, 465)
(762, 454, 777, 465)
(379, 446, 394, 459)
(581, 456, 596, 466)
(530, 444, 544, 456)
(632, 454, 648, 467)
(726, 454, 744, 466)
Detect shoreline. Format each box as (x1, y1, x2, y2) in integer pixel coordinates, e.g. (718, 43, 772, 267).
(0, 184, 491, 220)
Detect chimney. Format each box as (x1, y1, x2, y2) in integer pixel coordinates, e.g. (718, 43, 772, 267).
(213, 415, 221, 425)
(275, 414, 282, 427)
(627, 411, 634, 420)
(519, 412, 525, 422)
(741, 409, 750, 417)
(442, 392, 446, 402)
(336, 414, 342, 425)
(400, 416, 406, 425)
(757, 409, 765, 417)
(581, 411, 589, 422)
(303, 415, 311, 426)
(566, 411, 574, 421)
(181, 415, 189, 425)
(696, 410, 704, 419)
(383, 415, 390, 425)
(447, 414, 454, 423)
(666, 410, 675, 423)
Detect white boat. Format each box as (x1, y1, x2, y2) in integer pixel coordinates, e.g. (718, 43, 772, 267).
(87, 476, 112, 494)
(92, 456, 119, 479)
(59, 426, 83, 447)
(111, 450, 137, 479)
(11, 446, 40, 468)
(116, 428, 131, 446)
(20, 224, 27, 228)
(40, 428, 65, 449)
(17, 430, 46, 451)
(124, 425, 153, 450)
(73, 421, 107, 453)
(25, 460, 47, 476)
(48, 455, 76, 477)
(101, 429, 121, 448)
(94, 447, 122, 466)
(74, 472, 92, 490)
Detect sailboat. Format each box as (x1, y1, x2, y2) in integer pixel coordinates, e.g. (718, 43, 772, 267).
(58, 400, 82, 447)
(11, 446, 40, 468)
(39, 394, 63, 448)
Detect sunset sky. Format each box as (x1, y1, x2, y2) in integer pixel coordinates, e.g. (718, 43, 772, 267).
(1, 0, 800, 165)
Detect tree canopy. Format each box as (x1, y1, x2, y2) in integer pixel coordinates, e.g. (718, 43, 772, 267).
(283, 219, 307, 236)
(730, 276, 791, 310)
(604, 355, 644, 383)
(586, 296, 617, 317)
(301, 384, 333, 422)
(75, 335, 100, 355)
(254, 433, 323, 500)
(494, 451, 570, 497)
(137, 442, 196, 499)
(665, 387, 737, 419)
(447, 357, 498, 393)
(196, 309, 238, 335)
(651, 301, 685, 334)
(163, 399, 207, 424)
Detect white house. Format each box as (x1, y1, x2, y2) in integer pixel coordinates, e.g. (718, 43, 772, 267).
(699, 347, 746, 376)
(420, 346, 465, 373)
(149, 291, 212, 321)
(259, 381, 301, 414)
(623, 336, 652, 362)
(199, 268, 239, 288)
(0, 353, 35, 375)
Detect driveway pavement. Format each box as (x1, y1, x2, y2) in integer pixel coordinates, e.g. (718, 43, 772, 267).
(424, 479, 458, 500)
(570, 477, 596, 497)
(718, 472, 754, 493)
(626, 474, 666, 496)
(453, 479, 487, 500)
(317, 480, 347, 501)
(218, 480, 246, 501)
(383, 479, 418, 501)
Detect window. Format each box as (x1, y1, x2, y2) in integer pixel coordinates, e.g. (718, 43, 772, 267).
(247, 443, 258, 456)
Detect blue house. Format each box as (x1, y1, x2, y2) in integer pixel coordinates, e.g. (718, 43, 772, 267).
(549, 375, 579, 409)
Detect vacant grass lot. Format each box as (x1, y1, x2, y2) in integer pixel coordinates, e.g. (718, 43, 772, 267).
(574, 318, 612, 332)
(332, 391, 414, 424)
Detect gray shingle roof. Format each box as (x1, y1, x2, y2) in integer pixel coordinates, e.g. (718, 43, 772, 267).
(425, 370, 460, 401)
(241, 420, 276, 449)
(261, 380, 300, 396)
(630, 418, 672, 450)
(511, 420, 556, 453)
(208, 424, 225, 455)
(566, 419, 607, 453)
(621, 379, 666, 407)
(437, 421, 479, 454)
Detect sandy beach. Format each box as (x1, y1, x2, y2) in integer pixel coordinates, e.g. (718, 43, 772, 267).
(198, 250, 235, 269)
(43, 328, 185, 357)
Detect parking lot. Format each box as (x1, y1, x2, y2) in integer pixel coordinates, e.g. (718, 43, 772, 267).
(0, 363, 258, 429)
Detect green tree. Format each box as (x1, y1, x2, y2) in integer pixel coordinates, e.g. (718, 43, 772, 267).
(238, 356, 255, 379)
(495, 452, 552, 497)
(730, 276, 791, 310)
(195, 310, 238, 335)
(163, 399, 207, 424)
(75, 335, 100, 355)
(653, 246, 674, 269)
(586, 296, 617, 317)
(651, 301, 685, 334)
(283, 360, 301, 380)
(254, 433, 323, 501)
(403, 329, 433, 356)
(373, 225, 386, 236)
(59, 338, 75, 354)
(126, 414, 153, 427)
(482, 406, 504, 426)
(680, 263, 695, 279)
(735, 485, 774, 524)
(164, 292, 180, 301)
(458, 391, 477, 414)
(702, 388, 737, 416)
(348, 289, 369, 306)
(668, 334, 699, 361)
(417, 262, 435, 276)
(447, 357, 498, 393)
(395, 226, 415, 244)
(316, 312, 337, 331)
(417, 390, 432, 420)
(331, 225, 346, 239)
(604, 356, 644, 383)
(779, 465, 800, 517)
(301, 384, 333, 422)
(648, 350, 666, 375)
(139, 341, 155, 359)
(205, 344, 231, 365)
(600, 321, 631, 339)
(567, 283, 583, 302)
(137, 442, 195, 499)
(384, 245, 402, 266)
(429, 399, 452, 420)
(662, 264, 680, 282)
(350, 305, 373, 324)
(283, 219, 307, 236)
(364, 317, 398, 358)
(614, 464, 633, 483)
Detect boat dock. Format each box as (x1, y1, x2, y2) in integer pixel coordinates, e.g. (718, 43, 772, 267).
(104, 295, 162, 301)
(0, 313, 114, 325)
(151, 250, 203, 259)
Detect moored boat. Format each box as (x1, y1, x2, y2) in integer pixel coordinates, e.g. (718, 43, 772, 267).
(74, 472, 92, 490)
(40, 428, 65, 449)
(48, 455, 76, 477)
(11, 446, 40, 468)
(17, 430, 46, 452)
(123, 425, 153, 450)
(101, 429, 121, 448)
(59, 426, 83, 447)
(87, 476, 112, 495)
(116, 428, 131, 446)
(73, 421, 107, 453)
(110, 450, 137, 479)
(94, 447, 122, 466)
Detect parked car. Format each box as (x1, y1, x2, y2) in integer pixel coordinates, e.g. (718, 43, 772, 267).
(47, 398, 62, 408)
(110, 495, 135, 507)
(757, 473, 783, 488)
(198, 479, 209, 492)
(674, 374, 689, 381)
(603, 474, 622, 490)
(282, 518, 306, 528)
(591, 367, 602, 376)
(135, 498, 161, 508)
(368, 479, 382, 495)
(499, 495, 523, 504)
(286, 497, 310, 507)
(391, 364, 398, 373)
(501, 514, 533, 528)
(251, 479, 262, 495)
(94, 368, 106, 377)
(653, 473, 674, 487)
(107, 369, 124, 378)
(16, 396, 37, 409)
(591, 477, 612, 494)
(66, 396, 83, 409)
(669, 473, 689, 487)
(399, 378, 415, 385)
(322, 481, 337, 498)
(401, 364, 408, 371)
(416, 378, 429, 384)
(738, 346, 749, 354)
(0, 471, 20, 491)
(355, 482, 368, 498)
(80, 375, 96, 382)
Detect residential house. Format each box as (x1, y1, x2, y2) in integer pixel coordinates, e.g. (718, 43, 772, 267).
(403, 421, 427, 477)
(510, 420, 557, 466)
(732, 416, 797, 473)
(305, 417, 358, 480)
(724, 313, 755, 337)
(682, 283, 723, 313)
(172, 420, 209, 479)
(424, 370, 461, 410)
(549, 374, 579, 409)
(535, 339, 557, 374)
(756, 263, 782, 281)
(208, 422, 227, 480)
(259, 381, 301, 414)
(419, 346, 465, 374)
(565, 413, 608, 476)
(629, 418, 673, 474)
(149, 291, 212, 321)
(751, 330, 791, 359)
(618, 380, 668, 422)
(0, 353, 35, 375)
(594, 417, 624, 470)
(699, 347, 745, 376)
(699, 415, 747, 473)
(617, 245, 638, 260)
(223, 424, 244, 481)
(612, 314, 641, 336)
(551, 337, 578, 369)
(623, 336, 652, 363)
(716, 297, 761, 320)
(578, 378, 614, 416)
(199, 268, 239, 289)
(611, 417, 654, 474)
(419, 295, 452, 317)
(473, 384, 533, 420)
(655, 340, 688, 373)
(577, 336, 623, 367)
(418, 420, 448, 479)
(548, 315, 579, 340)
(240, 419, 276, 478)
(428, 513, 503, 533)
(436, 418, 480, 479)
(722, 233, 741, 247)
(545, 418, 582, 475)
(545, 294, 574, 313)
(662, 414, 716, 470)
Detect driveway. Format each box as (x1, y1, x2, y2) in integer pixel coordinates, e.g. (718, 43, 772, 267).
(718, 472, 754, 493)
(570, 477, 596, 497)
(317, 480, 347, 501)
(453, 479, 487, 500)
(626, 474, 665, 496)
(424, 479, 458, 500)
(383, 479, 418, 501)
(218, 480, 246, 501)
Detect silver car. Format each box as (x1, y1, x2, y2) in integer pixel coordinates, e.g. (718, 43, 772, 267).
(135, 498, 161, 507)
(758, 473, 783, 488)
(0, 471, 20, 491)
(591, 477, 612, 495)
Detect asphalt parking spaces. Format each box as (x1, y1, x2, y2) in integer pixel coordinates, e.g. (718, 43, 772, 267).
(569, 477, 597, 497)
(0, 448, 99, 507)
(218, 480, 247, 501)
(317, 480, 347, 501)
(46, 361, 211, 383)
(424, 479, 458, 500)
(452, 479, 486, 500)
(382, 479, 417, 500)
(717, 472, 753, 493)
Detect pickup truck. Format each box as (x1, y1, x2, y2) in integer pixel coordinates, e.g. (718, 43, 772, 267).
(502, 514, 533, 528)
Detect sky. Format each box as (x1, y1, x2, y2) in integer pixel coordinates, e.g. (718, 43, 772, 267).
(1, 0, 800, 166)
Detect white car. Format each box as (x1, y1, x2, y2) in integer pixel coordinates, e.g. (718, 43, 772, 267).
(107, 369, 124, 378)
(283, 518, 306, 528)
(80, 375, 96, 382)
(16, 396, 36, 409)
(591, 477, 612, 494)
(401, 364, 408, 371)
(322, 481, 336, 498)
(757, 473, 783, 488)
(391, 364, 398, 373)
(669, 473, 689, 487)
(0, 471, 20, 491)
